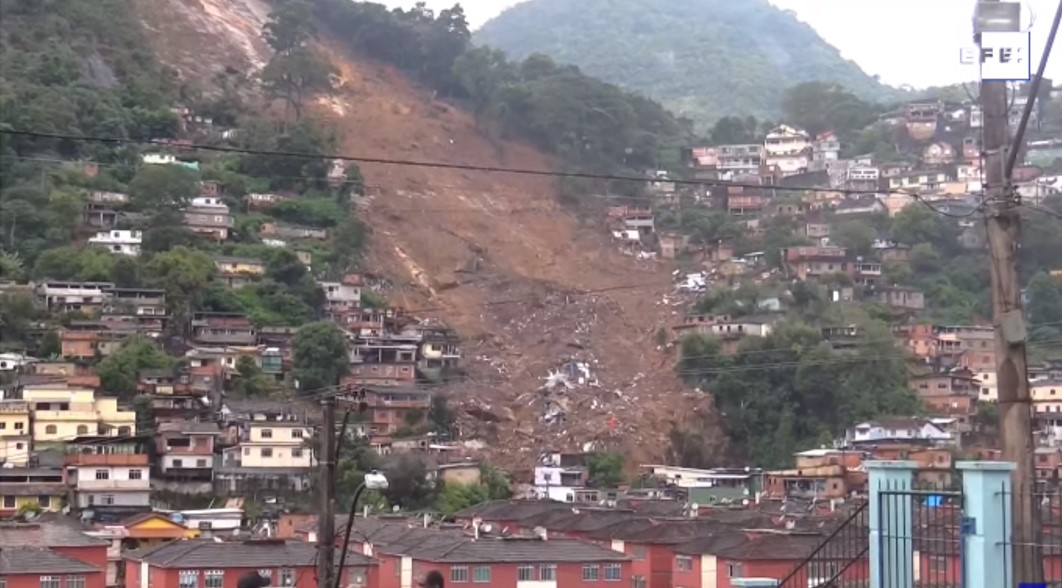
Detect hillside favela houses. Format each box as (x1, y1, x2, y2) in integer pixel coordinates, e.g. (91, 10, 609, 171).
(7, 1, 1062, 586)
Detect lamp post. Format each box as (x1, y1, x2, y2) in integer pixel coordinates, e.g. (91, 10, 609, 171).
(334, 470, 389, 588)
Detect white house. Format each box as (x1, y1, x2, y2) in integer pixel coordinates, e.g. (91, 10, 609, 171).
(0, 353, 35, 372)
(143, 153, 178, 165)
(846, 418, 952, 445)
(764, 124, 811, 175)
(190, 196, 227, 208)
(88, 229, 143, 256)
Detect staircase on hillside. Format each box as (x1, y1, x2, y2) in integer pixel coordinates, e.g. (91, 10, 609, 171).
(777, 501, 870, 588)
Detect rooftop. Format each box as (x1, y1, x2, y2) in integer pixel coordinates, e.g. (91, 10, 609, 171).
(0, 521, 109, 548)
(126, 539, 374, 568)
(0, 547, 101, 574)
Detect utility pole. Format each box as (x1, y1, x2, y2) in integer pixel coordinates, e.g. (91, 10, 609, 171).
(317, 397, 337, 588)
(978, 1, 1042, 581)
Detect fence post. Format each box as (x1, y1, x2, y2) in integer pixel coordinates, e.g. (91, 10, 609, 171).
(956, 461, 1015, 588)
(868, 460, 917, 588)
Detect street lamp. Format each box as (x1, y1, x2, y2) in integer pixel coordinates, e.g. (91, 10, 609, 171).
(334, 470, 389, 588)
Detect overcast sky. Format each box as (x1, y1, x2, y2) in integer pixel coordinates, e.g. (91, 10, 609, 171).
(384, 0, 1061, 88)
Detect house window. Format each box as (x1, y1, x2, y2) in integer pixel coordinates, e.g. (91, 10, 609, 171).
(292, 448, 304, 458)
(450, 566, 469, 583)
(472, 566, 491, 583)
(45, 425, 57, 434)
(129, 469, 143, 480)
(205, 570, 224, 588)
(517, 565, 534, 581)
(292, 429, 304, 438)
(197, 459, 208, 467)
(279, 569, 295, 586)
(95, 469, 110, 480)
(929, 555, 949, 573)
(102, 495, 115, 505)
(76, 425, 89, 435)
(3, 496, 14, 508)
(675, 556, 693, 571)
(173, 459, 184, 468)
(728, 563, 743, 578)
(38, 495, 51, 508)
(39, 577, 60, 588)
(261, 448, 273, 457)
(261, 429, 273, 439)
(66, 577, 86, 588)
(583, 564, 600, 581)
(14, 421, 22, 430)
(540, 564, 557, 581)
(178, 571, 199, 588)
(604, 563, 622, 581)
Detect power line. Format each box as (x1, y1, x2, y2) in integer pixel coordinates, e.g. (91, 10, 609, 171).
(0, 128, 983, 219)
(1005, 0, 1062, 178)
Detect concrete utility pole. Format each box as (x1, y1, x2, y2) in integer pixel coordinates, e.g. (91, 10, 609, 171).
(317, 397, 337, 588)
(977, 0, 1042, 581)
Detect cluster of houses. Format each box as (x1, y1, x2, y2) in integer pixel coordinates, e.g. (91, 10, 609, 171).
(609, 97, 1062, 266)
(0, 259, 464, 522)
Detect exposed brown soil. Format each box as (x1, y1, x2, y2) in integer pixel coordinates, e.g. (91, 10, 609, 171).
(132, 0, 726, 475)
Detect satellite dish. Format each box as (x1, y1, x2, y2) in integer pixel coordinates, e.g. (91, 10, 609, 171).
(690, 503, 699, 511)
(480, 523, 493, 534)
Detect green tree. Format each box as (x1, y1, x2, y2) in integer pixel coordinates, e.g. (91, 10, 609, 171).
(679, 320, 918, 467)
(263, 0, 316, 53)
(909, 243, 943, 274)
(381, 454, 436, 510)
(781, 82, 880, 139)
(831, 219, 876, 257)
(293, 321, 349, 392)
(261, 48, 335, 122)
(97, 336, 174, 399)
(128, 164, 200, 208)
(428, 394, 455, 436)
(709, 115, 759, 144)
(1027, 272, 1062, 328)
(586, 452, 625, 488)
(230, 355, 280, 398)
(144, 246, 215, 325)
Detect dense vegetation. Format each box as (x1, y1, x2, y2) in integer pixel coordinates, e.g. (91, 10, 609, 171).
(473, 0, 907, 126)
(312, 0, 691, 194)
(678, 319, 918, 468)
(0, 0, 366, 352)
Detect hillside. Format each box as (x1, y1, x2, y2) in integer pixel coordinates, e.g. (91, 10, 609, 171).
(474, 0, 905, 125)
(131, 0, 725, 473)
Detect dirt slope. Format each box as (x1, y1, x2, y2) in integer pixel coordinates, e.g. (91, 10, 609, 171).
(134, 0, 724, 473)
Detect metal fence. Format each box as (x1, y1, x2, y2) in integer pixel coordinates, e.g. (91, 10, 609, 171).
(877, 477, 964, 588)
(776, 499, 870, 588)
(999, 481, 1062, 587)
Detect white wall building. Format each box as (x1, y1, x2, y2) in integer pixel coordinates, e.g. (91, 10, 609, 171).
(764, 124, 811, 175)
(89, 229, 143, 256)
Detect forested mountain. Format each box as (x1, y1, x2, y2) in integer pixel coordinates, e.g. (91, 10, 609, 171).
(475, 0, 907, 125)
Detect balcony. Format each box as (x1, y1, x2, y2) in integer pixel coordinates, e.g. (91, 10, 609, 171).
(34, 410, 98, 422)
(158, 467, 214, 481)
(76, 478, 150, 491)
(65, 454, 149, 466)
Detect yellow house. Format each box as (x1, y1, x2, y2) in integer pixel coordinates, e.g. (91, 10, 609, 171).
(231, 422, 314, 468)
(0, 400, 31, 466)
(214, 256, 266, 276)
(23, 386, 137, 443)
(0, 466, 65, 514)
(1032, 380, 1062, 414)
(119, 512, 200, 547)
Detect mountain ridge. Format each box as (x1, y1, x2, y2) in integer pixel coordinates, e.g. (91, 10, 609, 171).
(474, 0, 908, 125)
